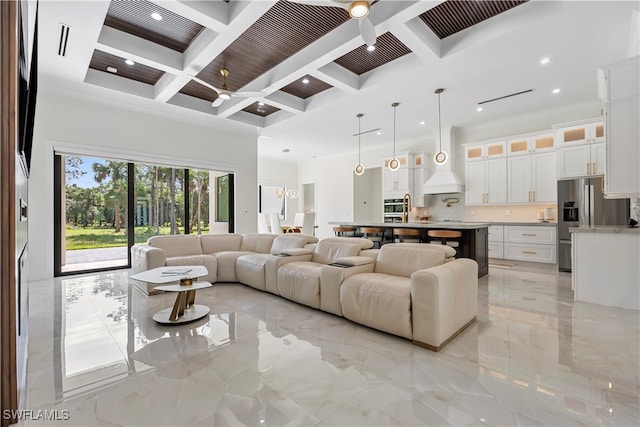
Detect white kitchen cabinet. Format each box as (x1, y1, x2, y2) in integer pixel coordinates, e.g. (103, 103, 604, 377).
(507, 133, 554, 156)
(488, 225, 504, 259)
(508, 152, 557, 203)
(503, 225, 557, 264)
(465, 157, 507, 205)
(600, 55, 640, 197)
(465, 140, 506, 162)
(557, 142, 605, 179)
(382, 153, 412, 199)
(555, 120, 604, 147)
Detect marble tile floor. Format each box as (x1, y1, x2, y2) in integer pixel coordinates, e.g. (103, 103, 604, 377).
(20, 265, 639, 426)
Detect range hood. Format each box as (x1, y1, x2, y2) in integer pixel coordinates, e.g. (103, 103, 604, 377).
(423, 126, 464, 194)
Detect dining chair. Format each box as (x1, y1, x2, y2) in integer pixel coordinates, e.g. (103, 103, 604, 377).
(268, 213, 284, 234)
(257, 213, 271, 233)
(301, 212, 316, 235)
(293, 213, 305, 228)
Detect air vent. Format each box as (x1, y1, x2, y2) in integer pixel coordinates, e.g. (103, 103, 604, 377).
(478, 89, 534, 105)
(58, 23, 71, 56)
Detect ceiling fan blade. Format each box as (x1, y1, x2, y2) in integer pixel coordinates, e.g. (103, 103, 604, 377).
(359, 17, 376, 46)
(232, 90, 267, 98)
(189, 75, 222, 94)
(211, 97, 224, 107)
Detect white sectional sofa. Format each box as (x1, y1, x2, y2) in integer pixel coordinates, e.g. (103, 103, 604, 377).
(130, 233, 318, 295)
(130, 235, 478, 351)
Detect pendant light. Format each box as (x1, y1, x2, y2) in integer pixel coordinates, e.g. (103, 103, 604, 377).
(388, 102, 400, 171)
(354, 113, 365, 176)
(434, 88, 448, 165)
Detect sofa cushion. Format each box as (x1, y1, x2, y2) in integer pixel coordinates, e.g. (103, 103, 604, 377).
(270, 235, 308, 254)
(277, 262, 322, 309)
(341, 273, 412, 339)
(200, 234, 243, 254)
(240, 234, 277, 254)
(311, 239, 371, 265)
(215, 251, 253, 282)
(236, 253, 269, 291)
(374, 243, 453, 277)
(148, 235, 202, 258)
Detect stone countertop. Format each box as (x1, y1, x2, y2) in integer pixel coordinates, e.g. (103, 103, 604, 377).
(570, 226, 640, 234)
(330, 221, 490, 230)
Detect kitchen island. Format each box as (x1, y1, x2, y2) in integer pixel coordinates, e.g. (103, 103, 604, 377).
(571, 226, 640, 310)
(330, 221, 489, 277)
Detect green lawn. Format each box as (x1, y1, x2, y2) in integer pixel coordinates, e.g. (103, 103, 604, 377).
(64, 225, 209, 250)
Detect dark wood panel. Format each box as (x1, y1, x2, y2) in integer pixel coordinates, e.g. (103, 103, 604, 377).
(280, 74, 332, 99)
(419, 0, 528, 39)
(242, 102, 280, 117)
(1, 1, 19, 424)
(193, 0, 349, 93)
(180, 79, 218, 103)
(104, 0, 203, 53)
(334, 32, 411, 75)
(89, 50, 164, 85)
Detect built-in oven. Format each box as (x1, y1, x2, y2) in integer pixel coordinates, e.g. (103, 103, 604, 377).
(383, 198, 405, 223)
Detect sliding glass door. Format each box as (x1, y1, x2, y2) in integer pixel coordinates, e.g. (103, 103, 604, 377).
(54, 154, 233, 276)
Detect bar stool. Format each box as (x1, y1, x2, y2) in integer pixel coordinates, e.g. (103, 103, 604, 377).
(427, 230, 462, 251)
(393, 228, 423, 243)
(333, 226, 356, 237)
(360, 227, 386, 248)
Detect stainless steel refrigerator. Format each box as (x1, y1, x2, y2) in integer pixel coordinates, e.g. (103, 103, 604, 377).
(557, 176, 629, 272)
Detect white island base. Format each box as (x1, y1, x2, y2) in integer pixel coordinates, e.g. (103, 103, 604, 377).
(571, 227, 640, 311)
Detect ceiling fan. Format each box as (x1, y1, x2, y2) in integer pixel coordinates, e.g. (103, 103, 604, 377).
(189, 69, 266, 107)
(288, 0, 376, 47)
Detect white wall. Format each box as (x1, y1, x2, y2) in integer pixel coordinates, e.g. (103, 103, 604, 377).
(29, 90, 258, 281)
(257, 157, 298, 223)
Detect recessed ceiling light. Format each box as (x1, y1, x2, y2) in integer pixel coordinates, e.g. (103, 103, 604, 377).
(376, 131, 381, 135)
(107, 66, 117, 73)
(540, 57, 551, 65)
(302, 78, 310, 84)
(552, 88, 560, 94)
(258, 102, 264, 106)
(151, 12, 162, 21)
(420, 121, 425, 125)
(476, 106, 483, 112)
(125, 59, 135, 66)
(366, 45, 375, 52)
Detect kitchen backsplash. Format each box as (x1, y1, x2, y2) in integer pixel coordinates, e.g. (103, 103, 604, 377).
(413, 193, 557, 223)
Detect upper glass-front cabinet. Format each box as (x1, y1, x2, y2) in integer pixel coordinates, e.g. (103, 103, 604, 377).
(555, 120, 604, 146)
(465, 140, 506, 161)
(507, 134, 554, 156)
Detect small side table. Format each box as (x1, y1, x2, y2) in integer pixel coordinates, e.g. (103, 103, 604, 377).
(130, 266, 211, 324)
(152, 282, 212, 324)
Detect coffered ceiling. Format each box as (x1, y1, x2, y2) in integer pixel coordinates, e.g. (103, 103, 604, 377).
(39, 1, 639, 161)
